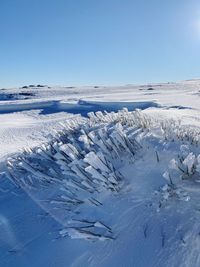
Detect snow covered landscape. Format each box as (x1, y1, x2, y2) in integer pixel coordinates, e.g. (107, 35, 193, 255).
(1, 80, 200, 266)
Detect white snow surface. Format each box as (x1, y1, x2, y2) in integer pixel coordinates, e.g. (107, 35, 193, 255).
(1, 80, 200, 266)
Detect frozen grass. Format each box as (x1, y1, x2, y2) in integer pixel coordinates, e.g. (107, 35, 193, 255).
(6, 109, 200, 247)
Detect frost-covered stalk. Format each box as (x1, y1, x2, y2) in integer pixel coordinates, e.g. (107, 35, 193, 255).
(169, 151, 200, 179)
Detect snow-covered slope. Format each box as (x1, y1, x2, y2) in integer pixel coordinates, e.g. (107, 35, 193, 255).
(1, 80, 200, 266)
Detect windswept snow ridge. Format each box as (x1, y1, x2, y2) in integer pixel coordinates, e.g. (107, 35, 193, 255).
(0, 98, 159, 115)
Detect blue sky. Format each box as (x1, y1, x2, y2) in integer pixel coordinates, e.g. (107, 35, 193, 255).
(1, 0, 200, 87)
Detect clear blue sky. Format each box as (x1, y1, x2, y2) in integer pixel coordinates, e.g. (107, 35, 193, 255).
(1, 0, 200, 87)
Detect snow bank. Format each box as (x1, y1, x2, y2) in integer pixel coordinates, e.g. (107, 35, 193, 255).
(0, 98, 160, 116)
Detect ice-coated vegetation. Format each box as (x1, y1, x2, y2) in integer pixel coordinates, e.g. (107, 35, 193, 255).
(5, 109, 200, 246)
